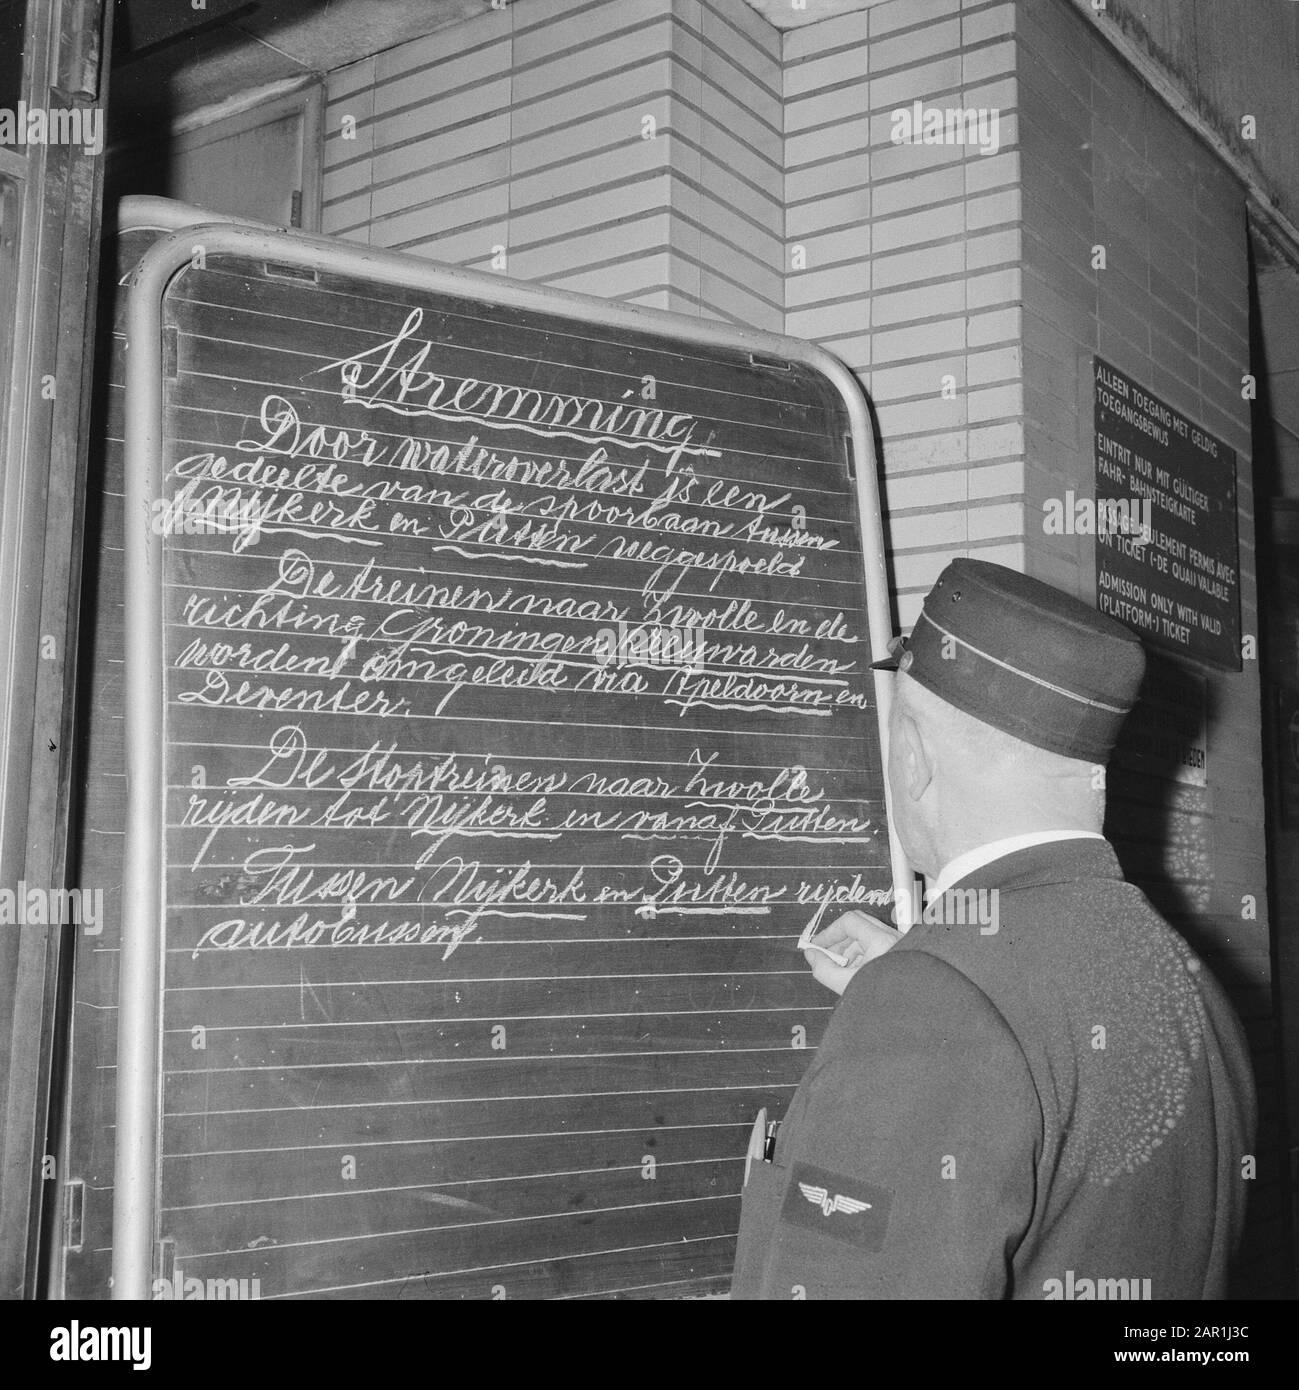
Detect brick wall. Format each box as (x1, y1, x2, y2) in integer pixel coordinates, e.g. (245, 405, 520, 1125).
(1017, 0, 1282, 1295)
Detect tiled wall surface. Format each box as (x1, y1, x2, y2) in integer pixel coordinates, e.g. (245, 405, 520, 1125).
(322, 0, 784, 328)
(322, 0, 1027, 629)
(783, 0, 1022, 629)
(320, 0, 1285, 1292)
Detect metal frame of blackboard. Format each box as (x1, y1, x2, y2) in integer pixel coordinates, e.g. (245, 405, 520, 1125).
(112, 196, 910, 1300)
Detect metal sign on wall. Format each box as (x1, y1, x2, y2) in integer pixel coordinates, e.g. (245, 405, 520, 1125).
(1092, 357, 1242, 671)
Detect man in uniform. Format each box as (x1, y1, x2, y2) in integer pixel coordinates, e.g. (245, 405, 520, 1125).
(731, 558, 1256, 1300)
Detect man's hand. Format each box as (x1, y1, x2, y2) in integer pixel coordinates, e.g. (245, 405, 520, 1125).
(802, 909, 902, 995)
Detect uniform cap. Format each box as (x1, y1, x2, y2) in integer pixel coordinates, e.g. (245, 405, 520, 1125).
(872, 558, 1146, 762)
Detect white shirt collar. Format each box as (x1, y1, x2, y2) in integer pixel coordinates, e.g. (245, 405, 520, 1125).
(928, 830, 1106, 898)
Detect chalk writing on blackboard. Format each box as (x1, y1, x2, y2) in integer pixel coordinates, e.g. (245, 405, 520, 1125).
(124, 243, 894, 1300)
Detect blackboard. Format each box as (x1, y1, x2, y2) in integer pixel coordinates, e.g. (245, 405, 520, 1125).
(106, 210, 898, 1299)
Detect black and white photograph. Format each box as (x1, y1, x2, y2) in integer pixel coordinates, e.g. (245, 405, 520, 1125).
(0, 0, 1295, 1358)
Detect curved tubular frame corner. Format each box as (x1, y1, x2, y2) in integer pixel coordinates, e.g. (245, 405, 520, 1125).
(112, 213, 911, 1299)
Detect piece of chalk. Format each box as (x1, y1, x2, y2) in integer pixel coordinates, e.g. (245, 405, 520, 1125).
(803, 940, 851, 967)
(795, 900, 829, 952)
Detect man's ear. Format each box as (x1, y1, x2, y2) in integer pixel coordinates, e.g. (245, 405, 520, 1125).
(896, 709, 934, 802)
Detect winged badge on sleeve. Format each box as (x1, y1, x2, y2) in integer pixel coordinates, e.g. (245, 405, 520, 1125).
(798, 1182, 872, 1217)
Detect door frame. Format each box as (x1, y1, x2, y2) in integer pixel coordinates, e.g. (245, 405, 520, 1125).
(0, 0, 112, 1298)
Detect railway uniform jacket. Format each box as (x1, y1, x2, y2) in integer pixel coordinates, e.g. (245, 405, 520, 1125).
(731, 838, 1256, 1300)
